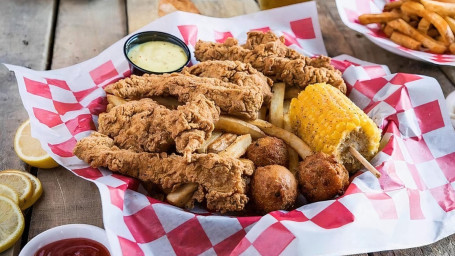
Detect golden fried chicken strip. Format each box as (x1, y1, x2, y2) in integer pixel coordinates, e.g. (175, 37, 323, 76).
(98, 94, 219, 159)
(105, 68, 264, 120)
(73, 132, 254, 212)
(194, 32, 346, 93)
(183, 60, 273, 103)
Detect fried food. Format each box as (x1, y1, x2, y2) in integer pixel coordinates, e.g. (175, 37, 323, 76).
(73, 132, 254, 213)
(251, 165, 298, 213)
(269, 82, 285, 128)
(358, 12, 402, 24)
(207, 133, 238, 153)
(105, 61, 266, 120)
(158, 0, 200, 17)
(194, 32, 347, 93)
(215, 116, 265, 139)
(197, 131, 223, 153)
(98, 95, 219, 160)
(298, 152, 349, 202)
(219, 134, 252, 158)
(421, 0, 455, 16)
(246, 136, 288, 167)
(289, 83, 381, 173)
(166, 183, 198, 207)
(390, 31, 422, 50)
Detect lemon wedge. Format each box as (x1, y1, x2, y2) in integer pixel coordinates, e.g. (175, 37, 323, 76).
(0, 196, 24, 253)
(0, 184, 19, 206)
(2, 170, 42, 210)
(0, 172, 32, 209)
(14, 120, 59, 169)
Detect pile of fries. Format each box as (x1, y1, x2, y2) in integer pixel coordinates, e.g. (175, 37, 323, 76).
(359, 0, 455, 54)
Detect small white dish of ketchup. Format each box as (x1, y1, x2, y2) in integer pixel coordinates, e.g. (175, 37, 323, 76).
(19, 224, 111, 256)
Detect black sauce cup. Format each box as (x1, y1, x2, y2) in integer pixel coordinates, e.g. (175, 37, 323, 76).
(123, 31, 191, 76)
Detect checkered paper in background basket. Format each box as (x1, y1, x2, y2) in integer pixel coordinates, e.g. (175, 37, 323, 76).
(4, 2, 455, 255)
(336, 0, 455, 65)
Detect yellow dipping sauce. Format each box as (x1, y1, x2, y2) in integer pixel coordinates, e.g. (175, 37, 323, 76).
(127, 41, 188, 72)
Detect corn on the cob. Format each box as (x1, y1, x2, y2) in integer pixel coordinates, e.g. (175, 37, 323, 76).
(289, 83, 381, 173)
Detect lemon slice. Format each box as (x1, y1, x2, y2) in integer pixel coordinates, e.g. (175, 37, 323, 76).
(0, 185, 19, 206)
(2, 170, 42, 210)
(0, 196, 24, 253)
(14, 119, 59, 169)
(0, 172, 32, 209)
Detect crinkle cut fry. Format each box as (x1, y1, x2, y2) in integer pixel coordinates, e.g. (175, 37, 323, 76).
(73, 132, 254, 212)
(98, 94, 220, 160)
(194, 32, 346, 93)
(104, 71, 263, 120)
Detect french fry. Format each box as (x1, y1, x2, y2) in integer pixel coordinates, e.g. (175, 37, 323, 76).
(359, 12, 402, 25)
(269, 82, 285, 128)
(450, 42, 455, 53)
(283, 115, 299, 175)
(219, 134, 252, 158)
(418, 18, 431, 34)
(258, 106, 268, 120)
(445, 16, 455, 33)
(421, 0, 455, 16)
(107, 94, 127, 106)
(387, 18, 447, 53)
(196, 131, 222, 153)
(215, 116, 265, 139)
(390, 31, 422, 50)
(208, 133, 238, 153)
(283, 99, 291, 115)
(166, 183, 198, 207)
(249, 119, 313, 159)
(383, 24, 395, 37)
(401, 1, 454, 45)
(151, 96, 182, 108)
(284, 87, 301, 99)
(384, 0, 405, 11)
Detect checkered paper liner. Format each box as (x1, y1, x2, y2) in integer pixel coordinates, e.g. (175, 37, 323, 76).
(4, 2, 455, 255)
(336, 0, 455, 65)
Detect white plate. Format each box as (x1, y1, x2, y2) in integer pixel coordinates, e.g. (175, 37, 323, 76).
(19, 224, 111, 256)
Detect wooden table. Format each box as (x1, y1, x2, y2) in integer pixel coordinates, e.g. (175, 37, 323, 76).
(0, 1, 454, 255)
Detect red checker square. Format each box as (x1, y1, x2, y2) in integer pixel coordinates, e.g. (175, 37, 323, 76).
(124, 204, 166, 243)
(343, 183, 362, 196)
(310, 201, 355, 229)
(364, 192, 398, 219)
(53, 101, 83, 115)
(353, 77, 389, 100)
(32, 108, 63, 128)
(147, 195, 165, 205)
(436, 152, 455, 182)
(431, 54, 455, 63)
(87, 97, 107, 115)
(231, 238, 251, 255)
(330, 59, 351, 73)
(237, 216, 261, 229)
(413, 100, 444, 134)
(407, 189, 425, 220)
(282, 31, 302, 48)
(167, 217, 212, 255)
(430, 183, 455, 212)
(403, 137, 434, 164)
(73, 167, 103, 180)
(45, 78, 70, 90)
(24, 78, 52, 99)
(384, 86, 413, 112)
(269, 210, 308, 222)
(65, 114, 95, 136)
(73, 87, 99, 102)
(89, 60, 119, 85)
(108, 185, 125, 210)
(123, 69, 131, 77)
(389, 73, 422, 85)
(290, 18, 315, 39)
(215, 31, 233, 43)
(213, 229, 246, 255)
(112, 174, 140, 191)
(249, 27, 270, 33)
(48, 137, 77, 157)
(363, 65, 388, 80)
(252, 222, 295, 256)
(118, 236, 144, 256)
(178, 25, 198, 46)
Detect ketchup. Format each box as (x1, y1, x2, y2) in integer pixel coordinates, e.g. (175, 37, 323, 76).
(34, 238, 110, 256)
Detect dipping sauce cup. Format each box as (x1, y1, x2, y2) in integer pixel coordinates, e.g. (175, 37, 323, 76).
(124, 31, 191, 75)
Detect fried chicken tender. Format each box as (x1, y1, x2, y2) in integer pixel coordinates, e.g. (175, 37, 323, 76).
(98, 94, 219, 159)
(298, 152, 349, 202)
(73, 132, 255, 212)
(194, 32, 346, 93)
(105, 60, 269, 120)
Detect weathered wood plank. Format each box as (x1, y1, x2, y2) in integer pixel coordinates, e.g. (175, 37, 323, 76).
(127, 0, 259, 33)
(27, 0, 127, 242)
(0, 0, 56, 255)
(316, 1, 455, 255)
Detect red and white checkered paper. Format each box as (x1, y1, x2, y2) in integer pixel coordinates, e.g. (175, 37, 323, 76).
(336, 0, 455, 65)
(4, 2, 455, 255)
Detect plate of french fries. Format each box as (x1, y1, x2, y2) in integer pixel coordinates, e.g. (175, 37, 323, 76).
(336, 0, 455, 65)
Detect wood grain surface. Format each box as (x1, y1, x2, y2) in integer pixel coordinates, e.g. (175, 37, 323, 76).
(0, 0, 454, 256)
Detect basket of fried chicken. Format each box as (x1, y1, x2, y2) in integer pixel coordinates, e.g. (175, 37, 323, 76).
(73, 31, 382, 214)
